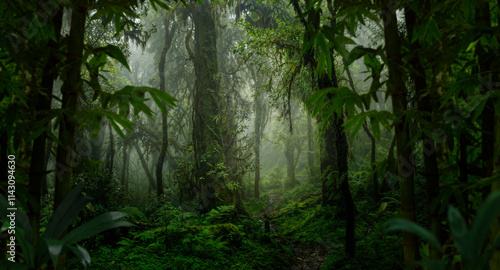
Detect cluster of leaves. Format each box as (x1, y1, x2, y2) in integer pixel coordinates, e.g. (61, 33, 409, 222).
(388, 191, 500, 269)
(73, 169, 128, 211)
(0, 184, 132, 269)
(80, 200, 287, 269)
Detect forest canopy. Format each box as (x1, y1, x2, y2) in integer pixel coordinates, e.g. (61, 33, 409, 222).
(0, 0, 500, 269)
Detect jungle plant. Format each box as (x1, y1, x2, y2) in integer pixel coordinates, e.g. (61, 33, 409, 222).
(387, 191, 500, 269)
(0, 184, 133, 269)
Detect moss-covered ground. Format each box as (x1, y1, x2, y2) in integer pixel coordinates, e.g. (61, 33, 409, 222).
(64, 182, 403, 269)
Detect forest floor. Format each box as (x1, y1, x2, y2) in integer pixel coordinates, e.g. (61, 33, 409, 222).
(254, 193, 332, 270)
(68, 182, 402, 269)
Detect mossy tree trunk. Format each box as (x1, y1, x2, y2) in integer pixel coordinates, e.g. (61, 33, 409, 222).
(192, 0, 223, 213)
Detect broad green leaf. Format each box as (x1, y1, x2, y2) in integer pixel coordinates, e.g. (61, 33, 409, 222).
(153, 0, 171, 11)
(106, 115, 125, 138)
(316, 33, 331, 77)
(343, 113, 367, 139)
(370, 116, 380, 140)
(44, 238, 65, 269)
(16, 210, 35, 266)
(44, 183, 91, 240)
(68, 244, 91, 269)
(386, 218, 442, 252)
(141, 87, 177, 107)
(302, 30, 318, 54)
(305, 88, 329, 117)
(470, 191, 500, 260)
(63, 212, 134, 244)
(103, 45, 130, 71)
(448, 206, 474, 266)
(345, 46, 368, 68)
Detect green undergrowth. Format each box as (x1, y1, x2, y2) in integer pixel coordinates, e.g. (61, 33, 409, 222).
(269, 182, 403, 269)
(71, 204, 290, 269)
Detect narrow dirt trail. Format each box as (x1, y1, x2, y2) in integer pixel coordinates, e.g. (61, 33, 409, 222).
(253, 194, 332, 270)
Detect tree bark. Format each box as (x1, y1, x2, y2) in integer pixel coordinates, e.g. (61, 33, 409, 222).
(405, 6, 441, 261)
(285, 135, 299, 189)
(133, 143, 156, 190)
(336, 111, 355, 257)
(192, 0, 223, 213)
(105, 121, 115, 174)
(54, 0, 87, 211)
(382, 1, 420, 265)
(156, 17, 176, 200)
(254, 93, 263, 198)
(121, 144, 128, 187)
(26, 5, 62, 247)
(307, 115, 315, 182)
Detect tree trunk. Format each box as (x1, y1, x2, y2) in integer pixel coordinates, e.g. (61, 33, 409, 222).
(336, 111, 355, 257)
(156, 17, 176, 200)
(382, 1, 419, 265)
(133, 143, 156, 190)
(405, 6, 441, 261)
(54, 0, 86, 211)
(344, 57, 378, 201)
(42, 138, 52, 197)
(319, 73, 338, 206)
(307, 115, 315, 182)
(254, 93, 263, 198)
(121, 144, 128, 187)
(285, 135, 299, 189)
(192, 0, 223, 213)
(105, 121, 115, 174)
(27, 6, 62, 247)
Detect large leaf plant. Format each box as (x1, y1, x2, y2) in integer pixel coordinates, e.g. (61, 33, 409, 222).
(0, 184, 133, 269)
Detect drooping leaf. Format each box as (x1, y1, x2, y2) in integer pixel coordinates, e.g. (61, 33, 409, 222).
(102, 45, 130, 71)
(68, 244, 91, 269)
(386, 218, 442, 252)
(63, 212, 134, 244)
(44, 238, 65, 269)
(44, 183, 92, 240)
(470, 191, 500, 261)
(448, 206, 474, 266)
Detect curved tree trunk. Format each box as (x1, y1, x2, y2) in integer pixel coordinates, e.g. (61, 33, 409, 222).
(156, 17, 176, 200)
(134, 143, 156, 190)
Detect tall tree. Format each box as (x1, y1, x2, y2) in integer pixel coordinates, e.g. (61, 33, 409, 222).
(381, 0, 419, 265)
(190, 0, 223, 212)
(54, 0, 87, 211)
(27, 3, 63, 246)
(156, 15, 177, 200)
(254, 92, 263, 198)
(405, 4, 441, 261)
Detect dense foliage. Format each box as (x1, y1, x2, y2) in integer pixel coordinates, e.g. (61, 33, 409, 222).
(1, 0, 499, 269)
